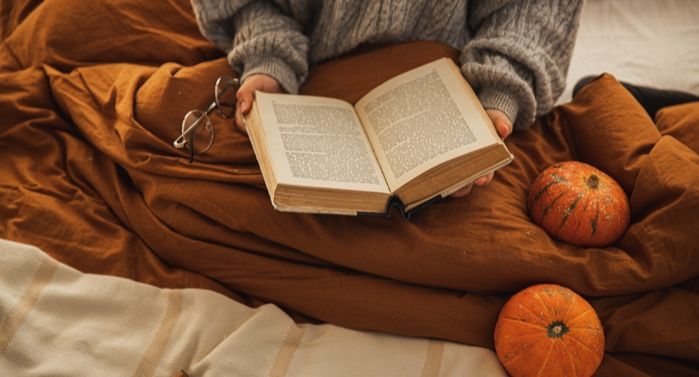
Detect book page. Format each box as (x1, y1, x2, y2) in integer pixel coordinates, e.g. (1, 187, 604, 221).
(354, 58, 501, 191)
(254, 91, 389, 194)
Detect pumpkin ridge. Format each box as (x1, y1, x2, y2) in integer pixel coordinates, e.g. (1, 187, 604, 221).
(502, 316, 547, 331)
(565, 331, 602, 359)
(560, 338, 578, 377)
(539, 191, 568, 225)
(536, 341, 556, 377)
(532, 290, 558, 320)
(563, 308, 594, 327)
(568, 327, 604, 333)
(558, 290, 579, 321)
(571, 201, 588, 237)
(559, 193, 582, 230)
(495, 331, 541, 343)
(532, 179, 558, 206)
(500, 335, 550, 366)
(550, 172, 568, 181)
(589, 200, 600, 238)
(512, 299, 550, 327)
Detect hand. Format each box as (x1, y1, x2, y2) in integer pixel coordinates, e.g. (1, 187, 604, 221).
(451, 109, 513, 197)
(234, 74, 283, 133)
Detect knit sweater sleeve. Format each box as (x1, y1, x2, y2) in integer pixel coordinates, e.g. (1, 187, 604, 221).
(461, 0, 582, 130)
(190, 0, 309, 94)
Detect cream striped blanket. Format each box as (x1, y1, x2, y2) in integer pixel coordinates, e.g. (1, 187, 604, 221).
(0, 239, 505, 376)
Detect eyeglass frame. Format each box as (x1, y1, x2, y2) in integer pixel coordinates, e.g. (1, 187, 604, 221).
(172, 76, 239, 160)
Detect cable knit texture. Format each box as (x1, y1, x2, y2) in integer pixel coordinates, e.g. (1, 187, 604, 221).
(191, 0, 582, 129)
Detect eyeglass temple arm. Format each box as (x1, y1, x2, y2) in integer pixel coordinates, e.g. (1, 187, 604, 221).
(172, 101, 218, 149)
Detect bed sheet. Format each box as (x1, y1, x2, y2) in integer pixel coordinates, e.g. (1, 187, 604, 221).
(560, 0, 699, 104)
(0, 239, 507, 376)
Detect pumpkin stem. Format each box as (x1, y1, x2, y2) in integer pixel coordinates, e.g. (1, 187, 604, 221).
(587, 174, 600, 189)
(546, 320, 570, 339)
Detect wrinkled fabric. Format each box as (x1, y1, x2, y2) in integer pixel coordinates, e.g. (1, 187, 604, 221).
(1, 1, 698, 376)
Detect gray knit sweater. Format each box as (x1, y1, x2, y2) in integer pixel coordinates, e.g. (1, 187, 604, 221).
(191, 0, 582, 130)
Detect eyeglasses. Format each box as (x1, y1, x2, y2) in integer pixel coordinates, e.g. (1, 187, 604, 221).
(172, 76, 239, 162)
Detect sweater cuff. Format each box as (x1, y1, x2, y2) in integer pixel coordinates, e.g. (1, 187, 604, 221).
(239, 54, 300, 94)
(477, 88, 519, 128)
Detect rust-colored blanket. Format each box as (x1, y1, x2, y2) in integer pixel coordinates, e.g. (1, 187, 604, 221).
(1, 1, 698, 375)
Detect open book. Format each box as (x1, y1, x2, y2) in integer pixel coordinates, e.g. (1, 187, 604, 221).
(245, 58, 514, 216)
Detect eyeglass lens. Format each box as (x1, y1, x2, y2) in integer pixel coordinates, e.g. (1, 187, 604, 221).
(181, 109, 214, 154)
(215, 76, 238, 118)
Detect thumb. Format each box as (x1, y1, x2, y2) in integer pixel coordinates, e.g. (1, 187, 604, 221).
(494, 119, 512, 140)
(485, 109, 513, 140)
(237, 90, 254, 115)
(451, 183, 473, 198)
(235, 90, 253, 133)
(235, 89, 255, 133)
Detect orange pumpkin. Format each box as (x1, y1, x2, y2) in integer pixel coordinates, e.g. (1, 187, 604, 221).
(494, 284, 605, 377)
(528, 161, 630, 247)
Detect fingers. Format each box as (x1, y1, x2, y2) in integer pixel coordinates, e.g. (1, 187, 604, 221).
(451, 172, 494, 198)
(234, 74, 283, 133)
(474, 172, 494, 186)
(235, 88, 253, 133)
(451, 183, 473, 198)
(450, 111, 510, 198)
(494, 120, 512, 140)
(485, 109, 513, 140)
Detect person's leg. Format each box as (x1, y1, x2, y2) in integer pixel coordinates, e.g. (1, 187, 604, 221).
(573, 75, 699, 118)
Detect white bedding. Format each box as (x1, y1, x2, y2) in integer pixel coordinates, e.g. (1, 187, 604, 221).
(559, 0, 699, 104)
(0, 239, 506, 377)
